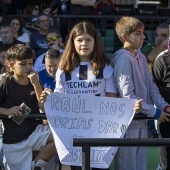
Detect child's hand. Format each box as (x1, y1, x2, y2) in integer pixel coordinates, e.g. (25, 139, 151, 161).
(43, 120, 49, 125)
(134, 99, 143, 114)
(158, 111, 170, 123)
(28, 71, 39, 86)
(7, 106, 22, 117)
(165, 106, 170, 114)
(40, 88, 52, 103)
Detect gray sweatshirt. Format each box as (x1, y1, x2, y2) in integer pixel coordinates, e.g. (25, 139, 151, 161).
(111, 49, 168, 119)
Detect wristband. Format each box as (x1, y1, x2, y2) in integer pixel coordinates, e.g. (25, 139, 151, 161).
(164, 105, 170, 112)
(154, 109, 161, 119)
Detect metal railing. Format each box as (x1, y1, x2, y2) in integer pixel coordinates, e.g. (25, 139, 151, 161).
(0, 113, 46, 120)
(12, 14, 169, 29)
(69, 113, 163, 170)
(0, 113, 153, 120)
(5, 14, 169, 53)
(0, 113, 161, 170)
(73, 138, 170, 170)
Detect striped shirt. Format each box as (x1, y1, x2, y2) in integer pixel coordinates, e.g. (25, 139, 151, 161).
(54, 62, 117, 96)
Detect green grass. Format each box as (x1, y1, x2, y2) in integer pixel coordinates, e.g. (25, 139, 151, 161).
(109, 147, 160, 170)
(147, 147, 160, 170)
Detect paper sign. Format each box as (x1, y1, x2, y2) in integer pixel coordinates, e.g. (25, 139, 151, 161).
(45, 92, 136, 168)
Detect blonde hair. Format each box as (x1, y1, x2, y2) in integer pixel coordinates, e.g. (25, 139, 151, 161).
(116, 16, 144, 43)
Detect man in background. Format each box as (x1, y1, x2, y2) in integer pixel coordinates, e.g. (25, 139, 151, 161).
(142, 23, 169, 70)
(142, 23, 169, 138)
(30, 14, 51, 59)
(0, 24, 24, 49)
(39, 49, 60, 91)
(33, 29, 64, 72)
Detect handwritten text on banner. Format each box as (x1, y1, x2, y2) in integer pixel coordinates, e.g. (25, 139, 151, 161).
(44, 92, 136, 168)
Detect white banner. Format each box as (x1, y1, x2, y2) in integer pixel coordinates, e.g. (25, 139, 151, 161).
(44, 92, 136, 169)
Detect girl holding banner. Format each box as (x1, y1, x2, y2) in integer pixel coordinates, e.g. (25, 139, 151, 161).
(40, 21, 142, 169)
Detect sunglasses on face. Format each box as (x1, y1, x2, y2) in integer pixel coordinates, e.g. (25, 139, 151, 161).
(46, 36, 59, 42)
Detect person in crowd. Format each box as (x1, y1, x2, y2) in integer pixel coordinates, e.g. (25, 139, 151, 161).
(93, 0, 115, 36)
(34, 29, 64, 72)
(142, 23, 169, 68)
(0, 46, 6, 170)
(40, 20, 143, 170)
(0, 46, 11, 170)
(30, 14, 51, 60)
(111, 16, 170, 170)
(23, 3, 40, 16)
(43, 0, 61, 15)
(142, 23, 169, 138)
(0, 24, 24, 49)
(0, 46, 7, 74)
(152, 47, 170, 170)
(44, 0, 96, 41)
(23, 4, 40, 35)
(39, 49, 60, 92)
(0, 44, 57, 170)
(43, 0, 70, 43)
(9, 16, 30, 47)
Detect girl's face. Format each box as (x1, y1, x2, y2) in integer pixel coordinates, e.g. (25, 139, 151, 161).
(10, 19, 20, 34)
(0, 51, 6, 66)
(74, 33, 94, 62)
(12, 59, 33, 78)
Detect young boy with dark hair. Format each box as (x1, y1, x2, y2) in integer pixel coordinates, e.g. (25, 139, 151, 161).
(111, 16, 170, 170)
(0, 44, 57, 170)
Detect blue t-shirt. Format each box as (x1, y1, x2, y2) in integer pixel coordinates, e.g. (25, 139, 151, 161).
(39, 69, 56, 91)
(30, 30, 48, 58)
